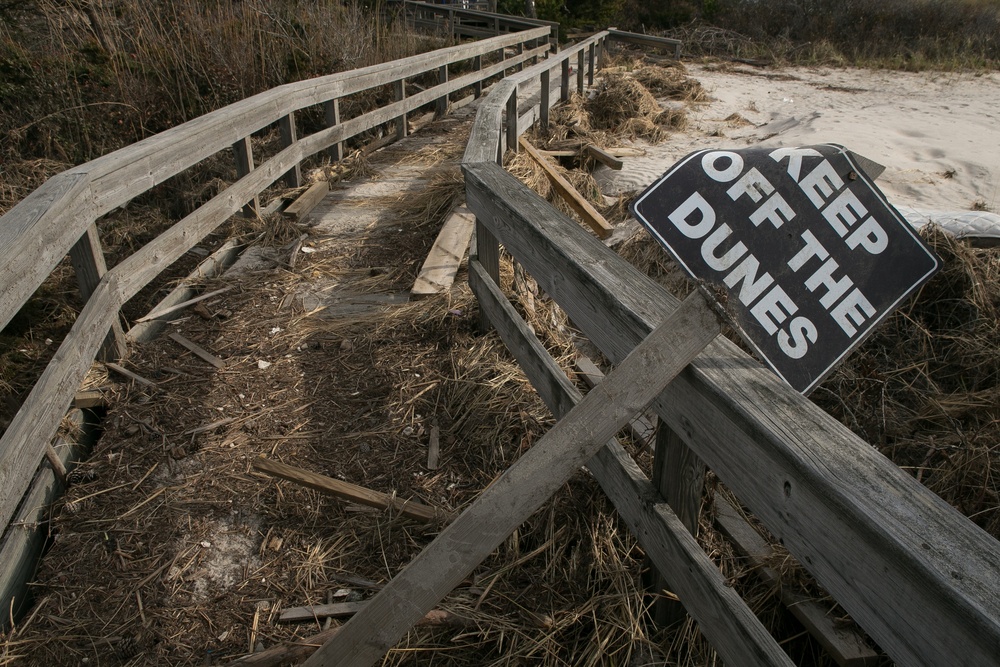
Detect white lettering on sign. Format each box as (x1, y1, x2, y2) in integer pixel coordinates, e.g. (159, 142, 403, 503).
(831, 288, 876, 336)
(750, 192, 795, 229)
(769, 147, 822, 181)
(724, 254, 774, 306)
(727, 167, 774, 204)
(799, 160, 844, 208)
(750, 284, 798, 334)
(778, 317, 818, 359)
(805, 257, 854, 308)
(701, 224, 748, 271)
(701, 151, 744, 182)
(669, 191, 716, 239)
(846, 216, 888, 254)
(788, 230, 829, 271)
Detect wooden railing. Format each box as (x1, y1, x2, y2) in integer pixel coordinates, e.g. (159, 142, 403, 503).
(0, 26, 552, 616)
(460, 31, 1000, 667)
(390, 0, 559, 48)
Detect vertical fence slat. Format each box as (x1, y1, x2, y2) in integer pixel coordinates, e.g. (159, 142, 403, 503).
(231, 136, 259, 217)
(560, 58, 570, 102)
(394, 79, 407, 140)
(324, 99, 344, 162)
(278, 113, 302, 188)
(473, 55, 483, 98)
(540, 68, 550, 132)
(576, 49, 585, 94)
(587, 43, 595, 86)
(506, 89, 518, 154)
(437, 65, 449, 117)
(69, 224, 125, 362)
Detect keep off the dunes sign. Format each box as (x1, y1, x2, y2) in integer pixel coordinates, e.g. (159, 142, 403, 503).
(631, 144, 940, 394)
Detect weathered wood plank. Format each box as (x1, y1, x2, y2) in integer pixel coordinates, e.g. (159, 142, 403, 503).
(715, 497, 881, 667)
(0, 173, 93, 332)
(278, 113, 302, 188)
(279, 602, 366, 623)
(284, 180, 329, 221)
(232, 136, 259, 217)
(574, 355, 655, 449)
(0, 413, 83, 630)
(518, 137, 613, 238)
(461, 160, 1000, 667)
(68, 223, 126, 361)
(128, 239, 245, 343)
(0, 276, 121, 535)
(469, 259, 792, 665)
(252, 457, 449, 524)
(608, 28, 682, 58)
(104, 362, 157, 388)
(169, 332, 226, 368)
(134, 286, 232, 324)
(301, 291, 722, 666)
(584, 144, 624, 170)
(411, 205, 475, 299)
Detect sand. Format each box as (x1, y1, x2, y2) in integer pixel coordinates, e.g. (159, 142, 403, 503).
(597, 64, 1000, 233)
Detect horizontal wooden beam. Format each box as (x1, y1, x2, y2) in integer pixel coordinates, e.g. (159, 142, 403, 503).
(462, 159, 1000, 667)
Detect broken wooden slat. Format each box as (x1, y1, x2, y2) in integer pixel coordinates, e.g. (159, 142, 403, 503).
(584, 144, 624, 170)
(411, 205, 476, 299)
(301, 292, 735, 667)
(252, 457, 451, 524)
(134, 286, 231, 323)
(226, 608, 469, 667)
(284, 180, 329, 221)
(168, 332, 226, 369)
(540, 147, 645, 158)
(518, 137, 613, 239)
(574, 355, 655, 450)
(104, 362, 157, 388)
(427, 424, 441, 470)
(73, 389, 106, 409)
(714, 497, 880, 667)
(280, 601, 366, 623)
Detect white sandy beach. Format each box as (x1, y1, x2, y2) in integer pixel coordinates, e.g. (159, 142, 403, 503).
(598, 64, 1000, 222)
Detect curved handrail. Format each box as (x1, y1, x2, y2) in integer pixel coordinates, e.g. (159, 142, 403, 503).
(0, 27, 548, 333)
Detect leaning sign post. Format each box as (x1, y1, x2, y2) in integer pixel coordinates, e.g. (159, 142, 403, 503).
(630, 143, 941, 393)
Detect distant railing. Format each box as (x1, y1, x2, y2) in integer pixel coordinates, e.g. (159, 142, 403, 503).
(0, 25, 550, 621)
(459, 29, 1000, 667)
(390, 0, 559, 49)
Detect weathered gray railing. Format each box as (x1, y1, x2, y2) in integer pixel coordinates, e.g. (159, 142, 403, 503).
(460, 31, 1000, 667)
(391, 0, 559, 48)
(0, 26, 550, 621)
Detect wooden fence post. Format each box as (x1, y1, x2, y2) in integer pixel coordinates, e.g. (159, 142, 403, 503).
(540, 68, 550, 132)
(560, 58, 570, 102)
(473, 55, 483, 98)
(515, 42, 524, 72)
(394, 79, 407, 140)
(231, 136, 259, 217)
(324, 99, 344, 162)
(648, 423, 707, 626)
(506, 89, 518, 154)
(278, 113, 302, 188)
(576, 49, 585, 94)
(597, 36, 606, 69)
(587, 43, 595, 86)
(69, 224, 125, 362)
(436, 64, 449, 117)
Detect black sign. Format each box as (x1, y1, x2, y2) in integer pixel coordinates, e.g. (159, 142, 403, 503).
(630, 144, 940, 393)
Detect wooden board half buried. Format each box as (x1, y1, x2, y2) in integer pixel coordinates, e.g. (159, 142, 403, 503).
(411, 205, 476, 299)
(168, 332, 226, 369)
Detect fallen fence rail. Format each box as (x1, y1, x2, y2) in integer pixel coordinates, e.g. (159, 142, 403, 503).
(0, 24, 551, 623)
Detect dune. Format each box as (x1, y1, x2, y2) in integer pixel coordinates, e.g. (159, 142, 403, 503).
(597, 63, 1000, 239)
